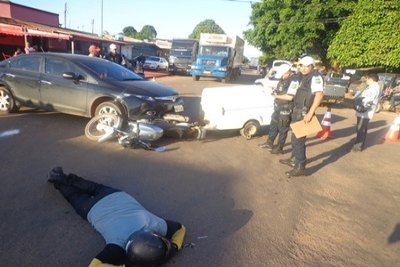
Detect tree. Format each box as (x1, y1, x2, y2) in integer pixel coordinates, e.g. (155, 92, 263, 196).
(328, 0, 400, 68)
(189, 19, 225, 39)
(138, 25, 157, 41)
(122, 26, 137, 38)
(244, 0, 356, 66)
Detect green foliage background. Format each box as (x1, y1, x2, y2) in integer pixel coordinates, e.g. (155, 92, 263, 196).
(327, 0, 400, 68)
(244, 0, 400, 69)
(118, 0, 399, 69)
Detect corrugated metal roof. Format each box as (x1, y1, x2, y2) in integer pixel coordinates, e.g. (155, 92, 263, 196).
(0, 16, 125, 44)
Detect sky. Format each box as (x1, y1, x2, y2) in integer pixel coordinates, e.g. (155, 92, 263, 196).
(12, 0, 262, 58)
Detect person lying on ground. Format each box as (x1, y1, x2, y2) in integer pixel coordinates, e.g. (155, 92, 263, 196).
(48, 167, 186, 267)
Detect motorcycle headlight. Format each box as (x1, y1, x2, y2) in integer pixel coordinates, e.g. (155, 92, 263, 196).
(135, 95, 156, 102)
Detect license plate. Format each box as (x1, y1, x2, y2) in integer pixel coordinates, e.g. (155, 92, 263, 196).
(174, 105, 184, 112)
(203, 70, 211, 74)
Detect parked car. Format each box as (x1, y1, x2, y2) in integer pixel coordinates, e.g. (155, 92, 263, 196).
(143, 56, 168, 71)
(0, 53, 184, 117)
(322, 72, 350, 104)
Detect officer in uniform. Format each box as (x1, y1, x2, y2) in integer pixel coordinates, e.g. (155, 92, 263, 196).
(279, 56, 324, 177)
(259, 64, 301, 154)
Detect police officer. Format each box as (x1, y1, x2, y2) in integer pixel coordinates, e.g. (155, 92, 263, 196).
(279, 56, 324, 177)
(259, 64, 301, 154)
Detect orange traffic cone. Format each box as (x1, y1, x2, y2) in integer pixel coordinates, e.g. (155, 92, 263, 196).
(316, 107, 332, 139)
(384, 116, 400, 142)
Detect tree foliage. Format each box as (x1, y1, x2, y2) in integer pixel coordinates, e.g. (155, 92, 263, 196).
(189, 19, 225, 39)
(138, 25, 157, 41)
(244, 0, 356, 66)
(122, 25, 157, 41)
(122, 26, 137, 37)
(328, 0, 400, 68)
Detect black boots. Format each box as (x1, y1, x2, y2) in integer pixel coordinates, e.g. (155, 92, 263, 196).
(270, 145, 284, 154)
(279, 157, 296, 167)
(280, 158, 307, 177)
(258, 139, 274, 150)
(285, 163, 306, 177)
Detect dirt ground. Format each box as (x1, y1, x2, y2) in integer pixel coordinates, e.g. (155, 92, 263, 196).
(0, 72, 399, 266)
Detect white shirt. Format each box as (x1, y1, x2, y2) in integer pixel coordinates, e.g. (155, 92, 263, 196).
(355, 82, 380, 119)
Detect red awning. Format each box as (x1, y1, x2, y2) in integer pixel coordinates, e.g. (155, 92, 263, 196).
(0, 23, 70, 40)
(26, 29, 70, 40)
(0, 23, 24, 36)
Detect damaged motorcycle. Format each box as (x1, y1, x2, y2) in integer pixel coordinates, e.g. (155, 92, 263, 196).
(85, 95, 204, 151)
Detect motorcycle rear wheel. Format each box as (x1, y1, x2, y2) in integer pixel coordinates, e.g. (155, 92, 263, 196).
(85, 114, 122, 141)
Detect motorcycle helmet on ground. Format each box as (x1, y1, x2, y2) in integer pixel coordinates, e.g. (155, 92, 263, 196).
(125, 228, 173, 266)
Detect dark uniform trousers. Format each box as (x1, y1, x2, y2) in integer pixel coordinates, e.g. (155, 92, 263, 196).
(269, 102, 291, 146)
(290, 109, 307, 165)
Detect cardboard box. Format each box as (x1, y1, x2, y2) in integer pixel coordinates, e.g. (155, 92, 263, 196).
(290, 116, 322, 138)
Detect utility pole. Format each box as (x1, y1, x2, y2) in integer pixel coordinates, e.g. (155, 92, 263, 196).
(91, 19, 94, 34)
(64, 2, 67, 28)
(101, 0, 103, 37)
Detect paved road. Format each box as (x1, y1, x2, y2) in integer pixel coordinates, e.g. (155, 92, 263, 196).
(1, 71, 399, 266)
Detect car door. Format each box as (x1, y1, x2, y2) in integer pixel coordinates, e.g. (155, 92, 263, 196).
(5, 55, 42, 106)
(40, 56, 88, 115)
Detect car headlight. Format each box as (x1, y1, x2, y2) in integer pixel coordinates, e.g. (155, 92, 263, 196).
(135, 95, 156, 102)
(218, 67, 227, 71)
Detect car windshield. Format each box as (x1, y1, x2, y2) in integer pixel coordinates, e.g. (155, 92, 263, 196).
(170, 50, 193, 58)
(199, 46, 228, 57)
(147, 57, 159, 62)
(79, 60, 143, 81)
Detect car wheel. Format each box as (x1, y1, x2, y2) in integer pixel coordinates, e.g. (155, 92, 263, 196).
(240, 121, 260, 139)
(95, 101, 123, 117)
(0, 87, 18, 114)
(193, 75, 200, 81)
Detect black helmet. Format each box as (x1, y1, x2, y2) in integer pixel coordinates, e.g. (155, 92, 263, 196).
(125, 228, 173, 266)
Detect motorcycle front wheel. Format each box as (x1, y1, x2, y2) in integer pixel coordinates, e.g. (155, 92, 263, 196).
(85, 114, 122, 141)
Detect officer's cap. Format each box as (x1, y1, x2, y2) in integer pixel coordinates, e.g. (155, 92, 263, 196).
(275, 64, 292, 79)
(299, 56, 315, 66)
